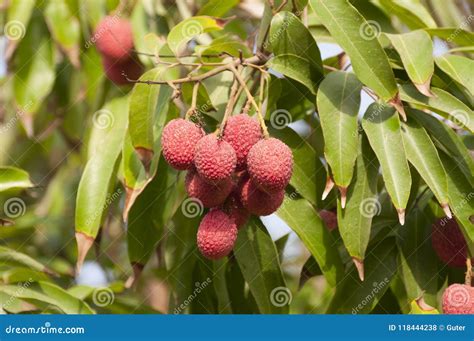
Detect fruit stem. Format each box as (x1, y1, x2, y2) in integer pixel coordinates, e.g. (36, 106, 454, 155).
(217, 69, 241, 136)
(185, 81, 200, 119)
(229, 66, 270, 138)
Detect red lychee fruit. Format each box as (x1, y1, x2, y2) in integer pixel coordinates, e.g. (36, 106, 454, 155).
(194, 134, 237, 183)
(223, 114, 262, 170)
(247, 137, 293, 192)
(226, 193, 250, 228)
(102, 57, 142, 85)
(161, 119, 204, 170)
(197, 209, 238, 260)
(239, 178, 285, 216)
(185, 170, 233, 208)
(95, 16, 134, 61)
(432, 218, 471, 267)
(319, 209, 338, 231)
(442, 284, 474, 314)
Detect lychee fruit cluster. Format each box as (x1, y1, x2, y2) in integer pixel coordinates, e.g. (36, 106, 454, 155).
(442, 283, 474, 314)
(94, 16, 142, 85)
(431, 218, 472, 268)
(161, 114, 294, 259)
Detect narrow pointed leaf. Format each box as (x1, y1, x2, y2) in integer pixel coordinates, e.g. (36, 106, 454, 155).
(127, 157, 186, 267)
(362, 103, 411, 211)
(337, 134, 379, 265)
(0, 167, 33, 192)
(411, 109, 474, 185)
(439, 152, 474, 253)
(317, 71, 362, 188)
(385, 31, 434, 96)
(270, 11, 324, 83)
(197, 0, 239, 16)
(0, 246, 53, 275)
(44, 0, 81, 67)
(5, 0, 36, 59)
(267, 54, 320, 94)
(401, 118, 449, 207)
(75, 96, 129, 239)
(435, 54, 474, 96)
(397, 210, 442, 305)
(167, 16, 225, 55)
(277, 195, 344, 287)
(399, 84, 474, 132)
(234, 218, 288, 314)
(378, 0, 436, 29)
(310, 0, 398, 101)
(425, 28, 474, 47)
(327, 238, 397, 313)
(269, 126, 327, 207)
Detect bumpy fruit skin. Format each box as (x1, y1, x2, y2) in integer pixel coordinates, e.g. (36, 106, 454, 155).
(197, 209, 237, 260)
(432, 218, 471, 267)
(161, 119, 204, 170)
(95, 16, 134, 61)
(319, 209, 337, 231)
(102, 57, 142, 85)
(239, 178, 284, 216)
(185, 170, 233, 208)
(223, 115, 262, 170)
(442, 284, 474, 314)
(194, 134, 237, 183)
(247, 138, 293, 191)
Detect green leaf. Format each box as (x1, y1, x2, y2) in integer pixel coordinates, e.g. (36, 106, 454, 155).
(317, 71, 362, 188)
(362, 103, 411, 214)
(385, 30, 434, 96)
(310, 0, 398, 101)
(0, 281, 94, 314)
(378, 0, 437, 29)
(410, 109, 474, 185)
(197, 0, 239, 17)
(269, 126, 326, 207)
(267, 54, 320, 94)
(127, 157, 186, 267)
(0, 246, 53, 275)
(195, 35, 251, 58)
(44, 0, 81, 67)
(399, 84, 474, 132)
(75, 96, 129, 239)
(5, 0, 36, 58)
(277, 195, 344, 287)
(211, 259, 232, 314)
(425, 28, 474, 47)
(435, 54, 474, 96)
(439, 152, 474, 254)
(0, 167, 33, 192)
(128, 67, 173, 167)
(327, 238, 397, 313)
(269, 11, 323, 82)
(234, 218, 288, 314)
(167, 16, 225, 55)
(397, 210, 441, 306)
(337, 134, 379, 274)
(401, 118, 449, 209)
(13, 16, 55, 134)
(409, 300, 439, 314)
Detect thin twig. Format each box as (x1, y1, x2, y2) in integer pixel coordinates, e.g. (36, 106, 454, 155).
(218, 69, 241, 136)
(185, 81, 200, 119)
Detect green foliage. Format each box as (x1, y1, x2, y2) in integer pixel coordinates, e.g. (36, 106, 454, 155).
(1, 0, 472, 315)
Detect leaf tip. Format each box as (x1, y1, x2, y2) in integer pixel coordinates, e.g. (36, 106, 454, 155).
(124, 263, 145, 289)
(123, 185, 141, 222)
(338, 186, 347, 209)
(135, 147, 154, 174)
(397, 208, 406, 225)
(352, 257, 364, 281)
(441, 204, 452, 219)
(20, 114, 34, 138)
(389, 93, 407, 122)
(415, 79, 435, 98)
(75, 232, 94, 274)
(322, 177, 334, 200)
